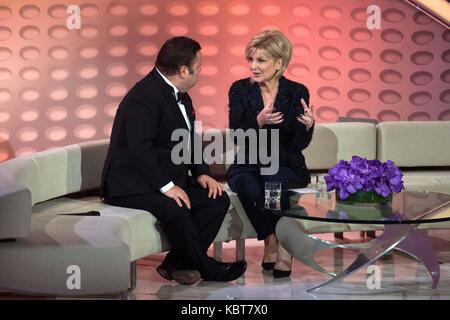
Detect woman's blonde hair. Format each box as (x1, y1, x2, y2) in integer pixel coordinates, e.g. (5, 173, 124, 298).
(245, 30, 292, 79)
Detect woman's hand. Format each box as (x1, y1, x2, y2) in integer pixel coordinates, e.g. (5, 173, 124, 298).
(257, 104, 284, 127)
(296, 98, 315, 130)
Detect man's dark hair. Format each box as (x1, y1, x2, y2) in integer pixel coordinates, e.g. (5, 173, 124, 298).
(156, 36, 201, 76)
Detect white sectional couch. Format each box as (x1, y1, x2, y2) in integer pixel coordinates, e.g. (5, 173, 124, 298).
(0, 121, 449, 297)
(377, 121, 450, 195)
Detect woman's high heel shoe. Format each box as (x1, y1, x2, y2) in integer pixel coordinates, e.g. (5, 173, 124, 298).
(272, 244, 292, 278)
(261, 234, 277, 271)
(272, 268, 291, 278)
(261, 262, 275, 271)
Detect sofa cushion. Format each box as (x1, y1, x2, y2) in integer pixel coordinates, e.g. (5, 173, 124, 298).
(0, 194, 162, 295)
(0, 206, 131, 296)
(31, 147, 83, 204)
(377, 121, 450, 167)
(304, 122, 377, 170)
(30, 140, 109, 205)
(32, 197, 163, 261)
(202, 129, 236, 178)
(402, 170, 450, 195)
(216, 184, 258, 241)
(203, 129, 227, 180)
(76, 139, 109, 191)
(205, 123, 377, 175)
(32, 192, 255, 258)
(0, 183, 31, 239)
(0, 157, 34, 239)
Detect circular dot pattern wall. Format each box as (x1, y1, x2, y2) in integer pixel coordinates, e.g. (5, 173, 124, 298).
(0, 0, 449, 161)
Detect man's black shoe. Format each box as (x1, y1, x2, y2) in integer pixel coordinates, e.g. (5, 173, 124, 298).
(208, 260, 247, 282)
(156, 264, 201, 285)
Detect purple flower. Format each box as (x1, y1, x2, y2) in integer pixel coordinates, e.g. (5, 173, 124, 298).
(324, 156, 404, 200)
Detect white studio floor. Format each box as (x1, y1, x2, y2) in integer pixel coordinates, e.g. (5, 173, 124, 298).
(2, 229, 450, 300)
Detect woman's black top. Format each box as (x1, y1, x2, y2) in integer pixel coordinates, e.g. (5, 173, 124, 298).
(227, 76, 314, 185)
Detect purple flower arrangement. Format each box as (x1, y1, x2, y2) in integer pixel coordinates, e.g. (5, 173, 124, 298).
(324, 156, 404, 200)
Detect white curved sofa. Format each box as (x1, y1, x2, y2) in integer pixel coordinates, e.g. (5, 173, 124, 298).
(1, 121, 449, 297)
(0, 139, 256, 297)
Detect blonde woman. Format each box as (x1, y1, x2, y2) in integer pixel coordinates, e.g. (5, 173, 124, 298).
(227, 30, 315, 278)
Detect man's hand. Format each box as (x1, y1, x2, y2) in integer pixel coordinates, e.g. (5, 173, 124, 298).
(197, 175, 224, 199)
(163, 185, 191, 209)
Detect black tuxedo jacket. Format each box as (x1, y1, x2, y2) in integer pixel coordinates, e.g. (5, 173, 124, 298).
(101, 68, 210, 198)
(227, 76, 314, 184)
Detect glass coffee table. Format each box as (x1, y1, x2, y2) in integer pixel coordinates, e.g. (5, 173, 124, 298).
(269, 190, 450, 292)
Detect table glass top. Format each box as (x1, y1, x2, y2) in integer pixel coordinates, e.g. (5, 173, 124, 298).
(268, 191, 450, 225)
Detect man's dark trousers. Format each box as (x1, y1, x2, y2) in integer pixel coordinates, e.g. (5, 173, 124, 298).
(105, 181, 230, 280)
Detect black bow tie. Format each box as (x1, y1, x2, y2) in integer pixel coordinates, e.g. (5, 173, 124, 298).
(176, 92, 188, 104)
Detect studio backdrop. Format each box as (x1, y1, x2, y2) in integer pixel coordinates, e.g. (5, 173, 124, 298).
(0, 0, 449, 162)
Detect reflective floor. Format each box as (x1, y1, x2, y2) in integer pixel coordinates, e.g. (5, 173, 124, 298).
(1, 229, 450, 300)
(133, 229, 450, 300)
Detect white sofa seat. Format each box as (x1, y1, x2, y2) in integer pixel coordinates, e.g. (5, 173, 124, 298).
(2, 121, 450, 297)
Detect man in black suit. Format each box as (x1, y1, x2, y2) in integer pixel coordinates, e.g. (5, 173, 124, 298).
(101, 37, 246, 284)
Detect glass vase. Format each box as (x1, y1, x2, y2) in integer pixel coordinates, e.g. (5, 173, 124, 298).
(336, 190, 392, 205)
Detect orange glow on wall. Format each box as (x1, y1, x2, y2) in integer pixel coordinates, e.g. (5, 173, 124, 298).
(0, 0, 449, 162)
